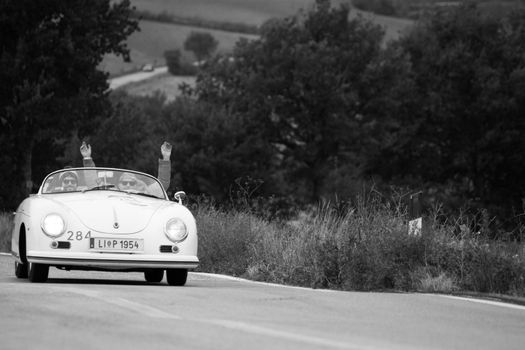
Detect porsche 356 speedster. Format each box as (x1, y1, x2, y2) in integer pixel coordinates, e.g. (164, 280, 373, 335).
(10, 167, 198, 286)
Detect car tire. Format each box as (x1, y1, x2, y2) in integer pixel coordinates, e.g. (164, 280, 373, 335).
(166, 269, 187, 286)
(15, 261, 28, 279)
(28, 263, 49, 283)
(144, 269, 164, 283)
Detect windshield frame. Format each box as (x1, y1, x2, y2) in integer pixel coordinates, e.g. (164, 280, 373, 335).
(39, 167, 168, 200)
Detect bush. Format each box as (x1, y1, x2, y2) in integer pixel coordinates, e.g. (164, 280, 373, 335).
(416, 269, 457, 293)
(164, 49, 200, 76)
(461, 240, 525, 294)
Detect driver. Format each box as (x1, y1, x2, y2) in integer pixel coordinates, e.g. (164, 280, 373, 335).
(59, 171, 79, 192)
(80, 141, 171, 191)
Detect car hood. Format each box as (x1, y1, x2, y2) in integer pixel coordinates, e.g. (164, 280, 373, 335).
(49, 192, 168, 234)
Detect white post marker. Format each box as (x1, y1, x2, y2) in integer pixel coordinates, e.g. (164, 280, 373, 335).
(408, 191, 422, 236)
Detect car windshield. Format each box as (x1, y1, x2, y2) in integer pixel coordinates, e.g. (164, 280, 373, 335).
(41, 168, 166, 199)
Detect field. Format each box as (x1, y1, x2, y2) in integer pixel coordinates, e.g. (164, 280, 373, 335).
(130, 0, 333, 25)
(130, 0, 414, 39)
(102, 0, 413, 76)
(101, 20, 256, 76)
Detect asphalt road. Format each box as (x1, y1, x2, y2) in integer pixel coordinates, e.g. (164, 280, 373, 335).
(1, 255, 524, 350)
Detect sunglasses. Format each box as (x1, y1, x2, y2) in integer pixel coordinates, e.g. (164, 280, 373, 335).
(120, 180, 136, 186)
(62, 179, 77, 185)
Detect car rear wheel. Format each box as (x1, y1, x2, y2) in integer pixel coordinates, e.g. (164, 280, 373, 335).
(166, 269, 187, 286)
(15, 261, 28, 278)
(28, 263, 49, 283)
(144, 269, 164, 283)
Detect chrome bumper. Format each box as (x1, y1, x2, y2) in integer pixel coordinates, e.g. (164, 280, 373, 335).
(27, 253, 199, 269)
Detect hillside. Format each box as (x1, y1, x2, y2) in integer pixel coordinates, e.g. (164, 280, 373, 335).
(105, 0, 413, 97)
(101, 20, 256, 76)
(353, 0, 525, 19)
(128, 0, 413, 40)
(129, 0, 325, 25)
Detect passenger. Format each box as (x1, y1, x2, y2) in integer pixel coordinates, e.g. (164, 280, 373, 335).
(117, 172, 146, 192)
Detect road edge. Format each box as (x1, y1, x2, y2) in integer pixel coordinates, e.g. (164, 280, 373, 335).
(2, 252, 524, 307)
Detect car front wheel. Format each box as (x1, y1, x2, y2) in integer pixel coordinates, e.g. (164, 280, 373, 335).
(144, 269, 164, 283)
(28, 263, 49, 283)
(166, 269, 187, 286)
(15, 261, 28, 278)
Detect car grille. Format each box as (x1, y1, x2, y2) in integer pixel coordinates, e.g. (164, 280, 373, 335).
(159, 245, 180, 253)
(160, 245, 174, 253)
(57, 241, 71, 249)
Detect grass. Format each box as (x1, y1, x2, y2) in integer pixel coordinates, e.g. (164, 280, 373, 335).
(193, 194, 525, 296)
(0, 212, 13, 254)
(417, 271, 457, 293)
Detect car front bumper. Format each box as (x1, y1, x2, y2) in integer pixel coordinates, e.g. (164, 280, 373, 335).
(26, 251, 199, 270)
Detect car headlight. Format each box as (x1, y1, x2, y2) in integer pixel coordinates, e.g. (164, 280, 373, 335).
(41, 214, 66, 238)
(164, 218, 188, 243)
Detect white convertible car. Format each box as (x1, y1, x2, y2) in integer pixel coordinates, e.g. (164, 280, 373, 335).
(10, 167, 198, 285)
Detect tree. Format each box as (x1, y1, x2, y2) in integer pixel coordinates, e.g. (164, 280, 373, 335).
(0, 0, 138, 207)
(183, 31, 218, 62)
(89, 91, 166, 174)
(161, 97, 275, 200)
(352, 0, 397, 16)
(378, 3, 525, 218)
(164, 49, 182, 75)
(194, 0, 405, 201)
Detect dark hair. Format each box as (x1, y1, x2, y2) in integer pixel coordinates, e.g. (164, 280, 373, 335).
(60, 171, 78, 183)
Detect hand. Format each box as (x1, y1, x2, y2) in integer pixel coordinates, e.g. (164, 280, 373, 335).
(80, 141, 91, 158)
(161, 141, 172, 161)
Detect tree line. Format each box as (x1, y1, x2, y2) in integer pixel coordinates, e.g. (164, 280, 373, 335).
(2, 0, 525, 232)
(352, 0, 525, 19)
(133, 9, 259, 34)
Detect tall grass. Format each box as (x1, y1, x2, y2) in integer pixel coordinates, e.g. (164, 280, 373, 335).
(0, 212, 13, 253)
(195, 194, 525, 296)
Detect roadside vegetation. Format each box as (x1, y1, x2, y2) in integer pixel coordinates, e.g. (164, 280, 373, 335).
(0, 213, 13, 254)
(191, 190, 525, 296)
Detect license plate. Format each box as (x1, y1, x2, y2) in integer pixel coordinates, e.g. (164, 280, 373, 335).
(90, 238, 144, 252)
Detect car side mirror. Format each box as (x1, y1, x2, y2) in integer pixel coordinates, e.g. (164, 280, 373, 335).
(174, 191, 187, 205)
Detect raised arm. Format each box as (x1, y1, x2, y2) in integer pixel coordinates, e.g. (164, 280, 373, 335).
(80, 141, 97, 188)
(80, 141, 95, 167)
(158, 141, 171, 190)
